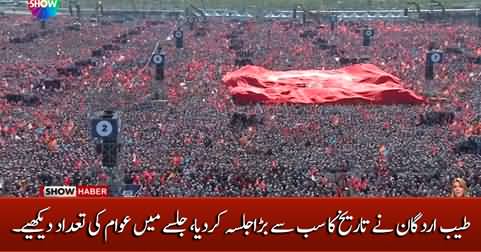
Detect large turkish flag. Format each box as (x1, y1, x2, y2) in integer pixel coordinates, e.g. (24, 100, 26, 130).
(223, 64, 425, 105)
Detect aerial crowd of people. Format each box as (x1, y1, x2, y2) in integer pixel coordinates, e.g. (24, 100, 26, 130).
(0, 11, 479, 197)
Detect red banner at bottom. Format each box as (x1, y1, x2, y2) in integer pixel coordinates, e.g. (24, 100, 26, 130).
(0, 198, 479, 251)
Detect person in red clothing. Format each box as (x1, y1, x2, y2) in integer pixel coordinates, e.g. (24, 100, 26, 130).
(132, 173, 141, 185)
(64, 176, 71, 186)
(171, 154, 182, 167)
(143, 170, 154, 185)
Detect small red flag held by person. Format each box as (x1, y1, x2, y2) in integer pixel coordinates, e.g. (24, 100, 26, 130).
(171, 154, 182, 167)
(255, 178, 267, 192)
(74, 160, 82, 170)
(47, 138, 58, 152)
(331, 115, 341, 126)
(132, 153, 141, 167)
(62, 120, 75, 138)
(64, 176, 71, 186)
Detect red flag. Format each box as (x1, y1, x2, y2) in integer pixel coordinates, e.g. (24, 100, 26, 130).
(47, 138, 58, 152)
(378, 144, 388, 176)
(159, 174, 166, 185)
(143, 170, 153, 184)
(168, 87, 178, 103)
(74, 160, 82, 170)
(133, 174, 141, 185)
(62, 121, 75, 138)
(183, 136, 192, 145)
(7, 126, 16, 136)
(35, 112, 53, 128)
(383, 122, 390, 129)
(255, 178, 267, 192)
(64, 177, 71, 186)
(223, 64, 425, 105)
(331, 115, 341, 126)
(132, 153, 141, 167)
(171, 154, 182, 167)
(473, 123, 481, 135)
(271, 160, 278, 169)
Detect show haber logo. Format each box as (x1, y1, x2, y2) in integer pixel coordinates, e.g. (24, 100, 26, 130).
(42, 186, 76, 197)
(27, 0, 61, 21)
(41, 186, 108, 197)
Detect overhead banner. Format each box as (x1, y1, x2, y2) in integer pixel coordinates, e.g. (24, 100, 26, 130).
(0, 198, 480, 251)
(223, 64, 425, 105)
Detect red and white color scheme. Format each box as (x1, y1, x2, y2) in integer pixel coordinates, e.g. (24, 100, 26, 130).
(1, 198, 481, 251)
(223, 64, 425, 105)
(40, 186, 108, 197)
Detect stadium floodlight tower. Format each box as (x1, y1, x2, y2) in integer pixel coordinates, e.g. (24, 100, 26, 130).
(405, 2, 421, 19)
(329, 15, 338, 32)
(68, 0, 74, 16)
(75, 1, 81, 19)
(90, 110, 122, 196)
(95, 1, 104, 16)
(96, 1, 104, 20)
(478, 8, 481, 27)
(293, 4, 306, 24)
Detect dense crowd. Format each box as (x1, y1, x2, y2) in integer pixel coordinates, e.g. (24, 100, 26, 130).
(0, 13, 480, 197)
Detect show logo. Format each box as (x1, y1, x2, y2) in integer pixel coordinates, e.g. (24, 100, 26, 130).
(27, 0, 61, 21)
(40, 186, 108, 197)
